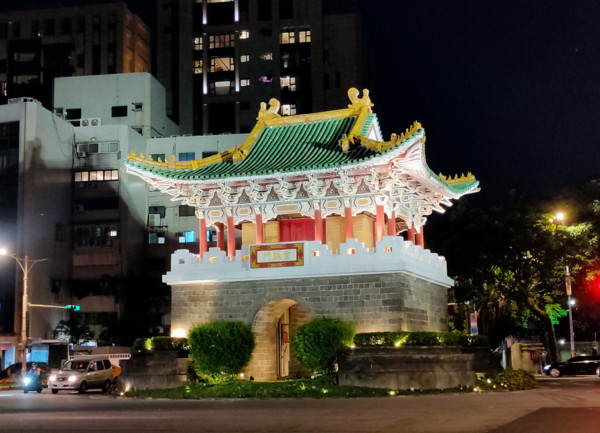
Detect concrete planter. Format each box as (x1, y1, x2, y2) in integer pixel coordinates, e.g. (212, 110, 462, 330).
(338, 346, 475, 390)
(119, 351, 191, 391)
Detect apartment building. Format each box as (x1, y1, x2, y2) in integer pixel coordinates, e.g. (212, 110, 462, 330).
(0, 2, 150, 109)
(156, 0, 366, 134)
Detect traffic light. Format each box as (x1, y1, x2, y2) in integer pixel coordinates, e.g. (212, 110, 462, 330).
(65, 305, 80, 311)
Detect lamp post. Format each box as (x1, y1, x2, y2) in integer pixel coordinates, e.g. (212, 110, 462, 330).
(0, 248, 47, 375)
(565, 266, 576, 357)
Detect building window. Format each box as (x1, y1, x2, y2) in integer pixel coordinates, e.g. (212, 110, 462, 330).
(111, 106, 127, 117)
(179, 205, 195, 217)
(194, 60, 203, 74)
(299, 28, 311, 43)
(280, 30, 294, 44)
(148, 232, 165, 244)
(178, 230, 196, 243)
(44, 19, 55, 36)
(202, 151, 217, 158)
(240, 79, 250, 87)
(210, 81, 234, 95)
(281, 104, 296, 116)
(260, 52, 273, 61)
(60, 18, 72, 35)
(178, 152, 195, 161)
(76, 142, 119, 154)
(210, 56, 234, 72)
(240, 54, 249, 63)
(209, 33, 235, 48)
(194, 37, 202, 50)
(239, 30, 249, 39)
(280, 76, 296, 91)
(74, 170, 119, 182)
(150, 153, 165, 162)
(65, 108, 81, 120)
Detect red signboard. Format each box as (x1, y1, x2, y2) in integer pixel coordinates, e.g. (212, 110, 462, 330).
(250, 243, 304, 269)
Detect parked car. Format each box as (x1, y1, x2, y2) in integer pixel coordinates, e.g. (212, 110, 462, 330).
(48, 357, 114, 394)
(543, 355, 600, 377)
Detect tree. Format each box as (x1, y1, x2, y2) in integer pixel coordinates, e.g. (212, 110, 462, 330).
(54, 315, 95, 345)
(428, 194, 598, 363)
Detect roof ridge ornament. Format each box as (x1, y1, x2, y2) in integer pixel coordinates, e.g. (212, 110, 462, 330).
(257, 98, 281, 121)
(347, 88, 374, 113)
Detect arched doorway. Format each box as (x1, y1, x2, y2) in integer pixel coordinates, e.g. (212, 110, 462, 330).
(248, 298, 309, 381)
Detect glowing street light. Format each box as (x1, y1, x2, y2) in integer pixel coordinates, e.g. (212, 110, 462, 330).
(555, 212, 565, 223)
(0, 248, 47, 375)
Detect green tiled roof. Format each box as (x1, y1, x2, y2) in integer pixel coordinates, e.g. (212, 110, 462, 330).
(127, 115, 389, 180)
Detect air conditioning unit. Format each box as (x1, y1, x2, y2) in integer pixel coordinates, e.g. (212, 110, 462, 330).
(148, 213, 161, 227)
(53, 108, 66, 118)
(81, 117, 102, 127)
(76, 151, 87, 158)
(73, 204, 85, 213)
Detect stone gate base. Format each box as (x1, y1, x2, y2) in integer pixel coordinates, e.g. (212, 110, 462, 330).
(338, 347, 475, 390)
(119, 352, 191, 391)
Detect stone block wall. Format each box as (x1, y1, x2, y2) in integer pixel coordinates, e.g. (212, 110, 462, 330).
(171, 271, 448, 335)
(338, 347, 475, 390)
(119, 352, 190, 391)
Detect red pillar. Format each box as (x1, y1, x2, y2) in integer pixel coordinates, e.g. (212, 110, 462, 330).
(227, 216, 236, 260)
(416, 226, 424, 248)
(407, 222, 416, 245)
(199, 218, 207, 258)
(344, 207, 354, 240)
(255, 214, 264, 244)
(387, 211, 396, 236)
(375, 205, 385, 242)
(216, 222, 225, 251)
(314, 210, 323, 243)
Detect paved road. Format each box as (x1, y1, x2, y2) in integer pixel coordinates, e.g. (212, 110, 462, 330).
(1, 375, 600, 432)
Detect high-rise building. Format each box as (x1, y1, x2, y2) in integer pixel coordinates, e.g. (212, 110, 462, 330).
(156, 0, 366, 135)
(0, 2, 150, 109)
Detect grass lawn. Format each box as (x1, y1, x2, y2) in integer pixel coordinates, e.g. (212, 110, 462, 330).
(123, 375, 478, 399)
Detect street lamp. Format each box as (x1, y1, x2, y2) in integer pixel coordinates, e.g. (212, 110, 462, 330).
(0, 248, 47, 375)
(565, 266, 576, 358)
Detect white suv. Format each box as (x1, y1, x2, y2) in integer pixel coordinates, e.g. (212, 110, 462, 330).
(48, 357, 114, 394)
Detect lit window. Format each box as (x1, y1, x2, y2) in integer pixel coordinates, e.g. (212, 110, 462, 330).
(240, 79, 250, 87)
(194, 60, 203, 74)
(239, 30, 249, 39)
(210, 81, 234, 95)
(280, 76, 296, 91)
(282, 53, 290, 68)
(260, 52, 273, 61)
(281, 104, 296, 116)
(74, 170, 119, 182)
(210, 56, 234, 72)
(209, 33, 234, 49)
(280, 30, 295, 44)
(1, 82, 6, 97)
(240, 54, 249, 63)
(299, 29, 311, 43)
(193, 37, 202, 50)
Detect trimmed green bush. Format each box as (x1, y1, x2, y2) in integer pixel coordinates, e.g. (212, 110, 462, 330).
(188, 321, 255, 377)
(292, 318, 355, 374)
(152, 336, 176, 351)
(404, 331, 441, 346)
(132, 338, 151, 353)
(494, 369, 536, 391)
(353, 331, 408, 347)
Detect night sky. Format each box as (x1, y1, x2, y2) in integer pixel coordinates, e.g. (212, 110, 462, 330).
(1, 0, 599, 205)
(362, 1, 600, 205)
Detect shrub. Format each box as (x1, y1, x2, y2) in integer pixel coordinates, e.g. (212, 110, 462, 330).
(404, 331, 441, 346)
(292, 318, 355, 374)
(132, 338, 151, 353)
(152, 336, 176, 351)
(188, 321, 255, 377)
(353, 332, 408, 347)
(494, 369, 536, 391)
